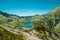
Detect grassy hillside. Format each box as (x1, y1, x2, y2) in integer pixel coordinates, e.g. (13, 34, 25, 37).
(0, 26, 26, 40)
(33, 5, 60, 40)
(0, 6, 60, 40)
(0, 11, 26, 40)
(0, 14, 7, 23)
(0, 11, 25, 27)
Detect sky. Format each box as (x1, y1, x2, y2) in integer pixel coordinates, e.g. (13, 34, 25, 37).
(0, 0, 60, 16)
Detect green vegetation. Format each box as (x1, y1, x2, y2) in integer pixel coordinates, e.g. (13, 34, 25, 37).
(0, 11, 26, 40)
(8, 19, 25, 27)
(0, 14, 7, 23)
(0, 11, 25, 27)
(33, 5, 60, 40)
(0, 6, 60, 40)
(0, 26, 26, 40)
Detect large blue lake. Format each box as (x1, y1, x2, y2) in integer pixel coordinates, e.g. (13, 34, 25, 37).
(19, 22, 34, 28)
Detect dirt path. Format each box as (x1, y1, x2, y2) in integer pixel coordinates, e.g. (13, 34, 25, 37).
(0, 24, 41, 40)
(23, 32, 41, 40)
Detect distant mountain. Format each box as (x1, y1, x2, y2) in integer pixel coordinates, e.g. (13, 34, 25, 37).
(0, 6, 60, 40)
(0, 11, 11, 17)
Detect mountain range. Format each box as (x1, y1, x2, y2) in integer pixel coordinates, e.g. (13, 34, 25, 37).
(0, 5, 60, 40)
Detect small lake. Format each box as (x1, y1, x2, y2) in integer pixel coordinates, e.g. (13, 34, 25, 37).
(19, 22, 34, 28)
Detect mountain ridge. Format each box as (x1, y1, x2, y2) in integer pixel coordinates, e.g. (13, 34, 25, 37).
(0, 5, 60, 40)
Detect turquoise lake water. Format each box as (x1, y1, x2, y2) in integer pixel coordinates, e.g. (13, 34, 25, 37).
(20, 22, 34, 28)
